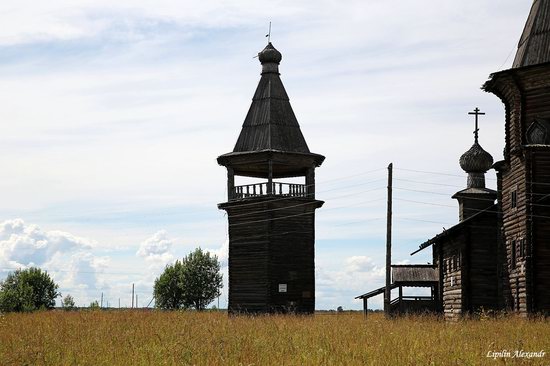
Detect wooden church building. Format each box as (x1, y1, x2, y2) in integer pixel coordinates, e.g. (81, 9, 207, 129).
(218, 42, 324, 314)
(483, 0, 550, 316)
(412, 0, 550, 319)
(359, 0, 550, 319)
(410, 121, 501, 320)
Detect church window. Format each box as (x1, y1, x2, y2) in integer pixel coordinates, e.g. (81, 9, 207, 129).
(519, 238, 526, 258)
(511, 240, 517, 269)
(511, 190, 517, 209)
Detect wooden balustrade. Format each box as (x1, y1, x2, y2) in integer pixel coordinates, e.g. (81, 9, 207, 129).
(231, 182, 309, 199)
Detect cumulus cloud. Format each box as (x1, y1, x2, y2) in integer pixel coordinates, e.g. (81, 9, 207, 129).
(70, 252, 110, 289)
(207, 239, 228, 267)
(137, 230, 174, 266)
(0, 218, 94, 269)
(0, 219, 114, 306)
(316, 255, 385, 310)
(346, 255, 378, 273)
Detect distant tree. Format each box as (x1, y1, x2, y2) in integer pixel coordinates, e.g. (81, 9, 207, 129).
(154, 260, 186, 310)
(0, 267, 60, 312)
(337, 306, 344, 313)
(62, 294, 76, 310)
(89, 300, 100, 309)
(154, 248, 223, 311)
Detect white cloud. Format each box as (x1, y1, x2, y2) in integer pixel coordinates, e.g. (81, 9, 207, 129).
(317, 255, 385, 310)
(0, 218, 94, 269)
(0, 219, 114, 306)
(137, 230, 174, 266)
(346, 255, 379, 273)
(207, 239, 228, 267)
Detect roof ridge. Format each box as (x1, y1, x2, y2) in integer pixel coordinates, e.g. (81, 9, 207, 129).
(513, 0, 550, 68)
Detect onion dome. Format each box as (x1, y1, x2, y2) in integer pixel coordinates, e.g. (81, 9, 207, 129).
(459, 142, 494, 173)
(258, 42, 282, 64)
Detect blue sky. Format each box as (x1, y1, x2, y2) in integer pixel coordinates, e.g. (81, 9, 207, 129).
(0, 0, 533, 309)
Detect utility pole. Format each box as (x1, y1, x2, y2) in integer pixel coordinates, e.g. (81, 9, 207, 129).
(136, 294, 138, 309)
(131, 284, 134, 309)
(100, 292, 103, 308)
(384, 163, 393, 317)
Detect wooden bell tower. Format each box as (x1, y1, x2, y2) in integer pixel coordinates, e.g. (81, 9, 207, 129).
(218, 42, 325, 314)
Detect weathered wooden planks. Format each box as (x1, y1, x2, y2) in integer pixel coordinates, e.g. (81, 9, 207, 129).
(221, 197, 323, 314)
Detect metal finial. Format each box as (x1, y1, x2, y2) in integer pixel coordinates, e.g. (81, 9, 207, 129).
(468, 107, 485, 144)
(265, 21, 272, 43)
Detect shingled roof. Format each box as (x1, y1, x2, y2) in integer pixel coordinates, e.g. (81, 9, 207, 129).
(232, 43, 310, 153)
(513, 0, 550, 68)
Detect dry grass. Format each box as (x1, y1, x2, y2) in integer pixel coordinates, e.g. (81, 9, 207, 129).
(0, 310, 549, 365)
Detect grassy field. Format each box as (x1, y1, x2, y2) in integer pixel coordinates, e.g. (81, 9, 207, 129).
(0, 310, 549, 365)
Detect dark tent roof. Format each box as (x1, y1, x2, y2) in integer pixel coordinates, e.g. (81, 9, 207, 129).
(232, 43, 311, 154)
(513, 0, 550, 68)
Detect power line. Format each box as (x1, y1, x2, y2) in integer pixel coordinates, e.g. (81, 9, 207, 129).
(395, 197, 550, 221)
(228, 196, 385, 227)
(231, 217, 385, 244)
(394, 178, 464, 188)
(226, 186, 385, 219)
(395, 217, 453, 226)
(394, 186, 497, 202)
(395, 167, 498, 181)
(224, 177, 385, 210)
(396, 166, 550, 187)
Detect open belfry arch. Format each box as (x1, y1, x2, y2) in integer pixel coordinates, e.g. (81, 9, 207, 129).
(218, 42, 324, 314)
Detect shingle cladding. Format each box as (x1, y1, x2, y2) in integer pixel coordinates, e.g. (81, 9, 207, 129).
(513, 0, 550, 68)
(233, 58, 311, 153)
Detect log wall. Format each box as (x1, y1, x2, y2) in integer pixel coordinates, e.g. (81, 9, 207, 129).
(438, 233, 464, 321)
(530, 148, 550, 314)
(467, 215, 500, 312)
(487, 68, 550, 315)
(221, 197, 322, 314)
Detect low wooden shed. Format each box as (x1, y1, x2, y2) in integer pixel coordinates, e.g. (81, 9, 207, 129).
(355, 264, 439, 316)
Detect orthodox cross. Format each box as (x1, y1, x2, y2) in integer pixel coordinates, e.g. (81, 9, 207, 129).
(266, 22, 272, 43)
(468, 107, 485, 143)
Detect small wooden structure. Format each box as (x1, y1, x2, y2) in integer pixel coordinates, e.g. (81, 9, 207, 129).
(412, 207, 500, 320)
(356, 265, 439, 317)
(218, 43, 324, 314)
(410, 117, 501, 320)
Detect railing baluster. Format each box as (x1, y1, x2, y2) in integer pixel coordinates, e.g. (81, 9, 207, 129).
(232, 182, 308, 198)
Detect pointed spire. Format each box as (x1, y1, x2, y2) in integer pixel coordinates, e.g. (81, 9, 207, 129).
(231, 42, 310, 154)
(513, 0, 550, 68)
